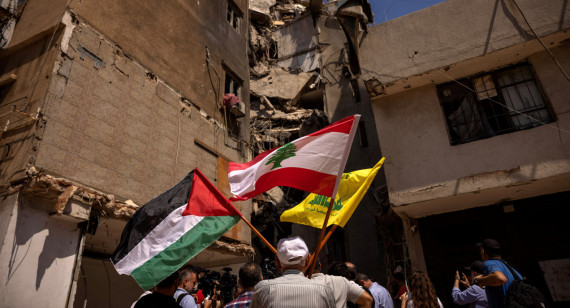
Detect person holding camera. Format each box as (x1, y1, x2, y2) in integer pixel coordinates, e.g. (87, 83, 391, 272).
(451, 261, 487, 308)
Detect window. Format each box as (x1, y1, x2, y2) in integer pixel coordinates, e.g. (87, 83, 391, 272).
(225, 71, 241, 98)
(226, 1, 241, 31)
(223, 70, 243, 139)
(437, 63, 554, 145)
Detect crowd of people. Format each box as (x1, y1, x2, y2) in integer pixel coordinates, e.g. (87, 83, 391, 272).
(132, 237, 533, 308)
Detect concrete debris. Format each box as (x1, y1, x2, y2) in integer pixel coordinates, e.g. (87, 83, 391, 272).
(5, 166, 136, 220)
(250, 0, 276, 23)
(208, 237, 256, 257)
(55, 185, 79, 215)
(250, 67, 314, 101)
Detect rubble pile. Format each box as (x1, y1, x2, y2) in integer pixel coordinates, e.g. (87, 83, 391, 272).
(248, 0, 340, 154)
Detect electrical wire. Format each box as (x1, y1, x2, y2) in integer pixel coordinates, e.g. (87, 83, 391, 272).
(511, 0, 570, 82)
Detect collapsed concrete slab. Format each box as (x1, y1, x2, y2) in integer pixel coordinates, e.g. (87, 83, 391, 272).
(250, 67, 315, 103)
(250, 0, 276, 23)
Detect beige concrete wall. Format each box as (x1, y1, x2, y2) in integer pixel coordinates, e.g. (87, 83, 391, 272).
(0, 193, 82, 308)
(35, 15, 251, 244)
(361, 0, 570, 96)
(68, 0, 249, 117)
(35, 18, 247, 206)
(371, 44, 570, 214)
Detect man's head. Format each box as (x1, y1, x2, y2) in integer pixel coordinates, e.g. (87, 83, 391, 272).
(155, 270, 180, 297)
(469, 260, 486, 276)
(345, 262, 357, 281)
(178, 267, 198, 292)
(239, 262, 263, 291)
(356, 273, 373, 289)
(328, 262, 352, 280)
(275, 236, 309, 271)
(477, 238, 501, 260)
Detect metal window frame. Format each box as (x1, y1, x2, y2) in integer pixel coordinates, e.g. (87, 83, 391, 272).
(437, 62, 554, 145)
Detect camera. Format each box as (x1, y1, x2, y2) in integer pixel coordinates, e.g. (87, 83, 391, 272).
(261, 258, 281, 280)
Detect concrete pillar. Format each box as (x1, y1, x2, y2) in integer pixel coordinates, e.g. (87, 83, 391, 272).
(398, 212, 427, 273)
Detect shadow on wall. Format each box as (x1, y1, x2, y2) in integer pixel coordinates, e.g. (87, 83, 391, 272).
(7, 193, 80, 290)
(484, 0, 546, 55)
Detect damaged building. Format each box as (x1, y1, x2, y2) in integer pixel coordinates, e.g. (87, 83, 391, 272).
(247, 0, 397, 285)
(0, 0, 254, 306)
(361, 0, 570, 306)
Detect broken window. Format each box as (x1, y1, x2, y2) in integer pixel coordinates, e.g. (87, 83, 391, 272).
(226, 1, 241, 32)
(223, 68, 244, 139)
(437, 62, 554, 145)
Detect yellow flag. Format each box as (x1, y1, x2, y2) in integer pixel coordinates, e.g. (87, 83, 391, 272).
(280, 158, 385, 228)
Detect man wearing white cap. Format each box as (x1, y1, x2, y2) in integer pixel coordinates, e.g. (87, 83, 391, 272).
(250, 236, 336, 308)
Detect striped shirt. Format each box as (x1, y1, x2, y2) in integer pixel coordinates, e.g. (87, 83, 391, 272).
(311, 273, 364, 308)
(250, 269, 336, 308)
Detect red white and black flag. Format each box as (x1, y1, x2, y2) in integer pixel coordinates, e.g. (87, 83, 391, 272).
(111, 168, 240, 290)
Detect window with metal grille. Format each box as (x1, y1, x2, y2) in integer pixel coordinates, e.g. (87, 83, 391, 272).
(226, 1, 241, 32)
(437, 63, 554, 145)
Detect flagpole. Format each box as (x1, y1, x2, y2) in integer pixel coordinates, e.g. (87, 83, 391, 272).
(307, 197, 336, 278)
(305, 224, 338, 273)
(239, 214, 277, 254)
(227, 201, 277, 254)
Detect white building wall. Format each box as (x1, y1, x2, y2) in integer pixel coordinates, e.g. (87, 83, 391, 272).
(0, 193, 82, 308)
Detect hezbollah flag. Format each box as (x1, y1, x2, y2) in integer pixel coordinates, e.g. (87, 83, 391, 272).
(280, 158, 385, 228)
(111, 168, 241, 290)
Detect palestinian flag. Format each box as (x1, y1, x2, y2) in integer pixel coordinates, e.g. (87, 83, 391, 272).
(229, 115, 360, 201)
(111, 168, 241, 290)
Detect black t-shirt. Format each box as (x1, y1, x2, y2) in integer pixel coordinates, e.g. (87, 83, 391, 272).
(134, 292, 181, 308)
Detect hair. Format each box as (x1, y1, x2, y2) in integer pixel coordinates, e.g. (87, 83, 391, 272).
(356, 273, 370, 282)
(345, 262, 358, 281)
(328, 262, 354, 280)
(178, 266, 197, 285)
(239, 262, 263, 289)
(409, 271, 439, 308)
(156, 270, 180, 289)
(393, 272, 405, 282)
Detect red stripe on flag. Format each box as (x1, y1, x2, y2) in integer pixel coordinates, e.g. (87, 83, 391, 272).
(182, 169, 240, 217)
(306, 115, 355, 137)
(228, 147, 277, 173)
(229, 167, 337, 201)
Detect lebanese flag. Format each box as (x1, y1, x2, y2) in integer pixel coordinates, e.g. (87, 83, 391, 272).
(229, 114, 360, 201)
(111, 169, 241, 290)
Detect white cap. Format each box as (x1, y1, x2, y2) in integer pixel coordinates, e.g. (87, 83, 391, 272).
(276, 236, 309, 265)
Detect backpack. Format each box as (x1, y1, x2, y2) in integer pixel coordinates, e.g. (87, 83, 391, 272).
(176, 293, 188, 304)
(499, 260, 547, 308)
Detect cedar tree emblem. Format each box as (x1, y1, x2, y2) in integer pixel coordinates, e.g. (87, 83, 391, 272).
(266, 143, 297, 170)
